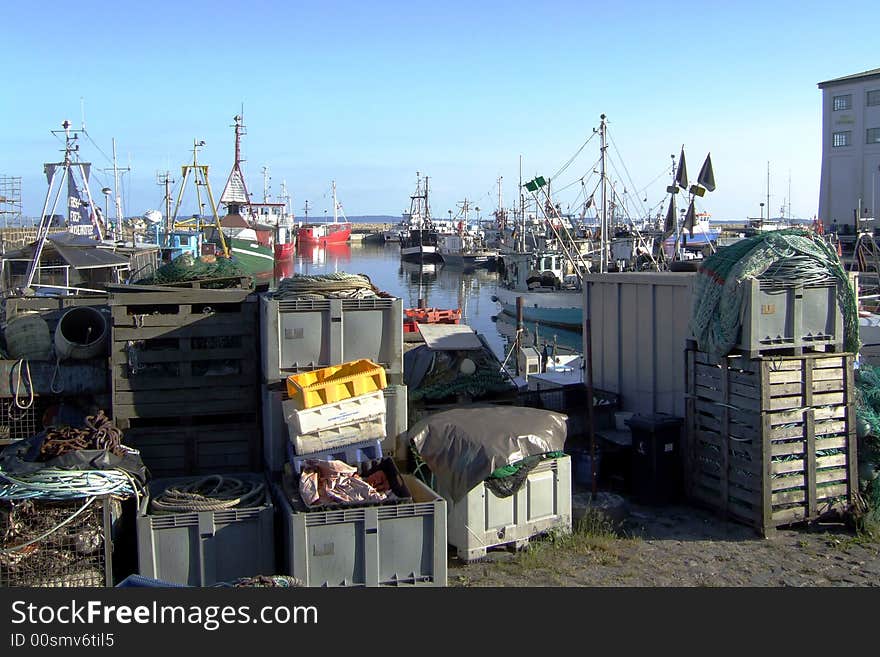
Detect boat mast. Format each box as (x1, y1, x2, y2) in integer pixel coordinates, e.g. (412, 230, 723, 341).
(110, 138, 128, 241)
(767, 161, 771, 225)
(332, 180, 338, 224)
(599, 114, 608, 273)
(519, 154, 525, 252)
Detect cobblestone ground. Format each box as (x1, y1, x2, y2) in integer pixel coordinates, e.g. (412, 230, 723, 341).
(448, 500, 880, 587)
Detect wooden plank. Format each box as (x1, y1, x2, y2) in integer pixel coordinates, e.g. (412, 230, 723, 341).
(694, 429, 759, 459)
(772, 483, 848, 506)
(845, 360, 858, 503)
(112, 311, 257, 330)
(770, 421, 846, 442)
(812, 367, 846, 382)
(110, 346, 254, 365)
(112, 385, 257, 406)
(113, 397, 258, 419)
(770, 435, 847, 457)
(112, 320, 256, 341)
(771, 470, 848, 492)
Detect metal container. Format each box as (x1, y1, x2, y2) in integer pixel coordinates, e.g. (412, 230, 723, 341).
(584, 272, 696, 418)
(260, 295, 403, 384)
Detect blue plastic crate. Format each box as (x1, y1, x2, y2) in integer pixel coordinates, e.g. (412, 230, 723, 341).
(287, 438, 383, 475)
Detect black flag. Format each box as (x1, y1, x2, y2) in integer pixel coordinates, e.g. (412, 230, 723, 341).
(664, 195, 676, 233)
(675, 147, 688, 190)
(684, 199, 696, 237)
(697, 153, 716, 192)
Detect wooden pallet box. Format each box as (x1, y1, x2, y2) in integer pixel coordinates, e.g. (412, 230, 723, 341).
(109, 294, 259, 421)
(685, 349, 858, 537)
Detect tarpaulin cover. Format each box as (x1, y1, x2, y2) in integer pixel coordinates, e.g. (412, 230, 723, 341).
(409, 405, 567, 503)
(0, 433, 147, 485)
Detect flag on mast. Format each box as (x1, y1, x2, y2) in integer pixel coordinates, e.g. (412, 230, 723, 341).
(683, 199, 696, 237)
(697, 153, 716, 192)
(664, 195, 676, 233)
(675, 147, 688, 190)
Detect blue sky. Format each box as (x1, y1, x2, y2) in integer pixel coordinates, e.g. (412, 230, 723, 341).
(2, 0, 878, 222)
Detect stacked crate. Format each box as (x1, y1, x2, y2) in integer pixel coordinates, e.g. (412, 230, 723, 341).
(686, 348, 858, 536)
(260, 292, 408, 471)
(283, 360, 387, 473)
(109, 286, 260, 476)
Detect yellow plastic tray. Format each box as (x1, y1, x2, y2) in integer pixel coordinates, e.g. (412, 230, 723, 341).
(286, 359, 387, 410)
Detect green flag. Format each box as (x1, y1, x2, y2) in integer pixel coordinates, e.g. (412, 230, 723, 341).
(524, 180, 539, 192)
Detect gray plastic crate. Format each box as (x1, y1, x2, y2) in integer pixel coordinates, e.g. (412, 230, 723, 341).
(446, 455, 572, 562)
(260, 295, 403, 383)
(274, 475, 446, 587)
(136, 473, 275, 586)
(737, 279, 844, 357)
(262, 383, 408, 473)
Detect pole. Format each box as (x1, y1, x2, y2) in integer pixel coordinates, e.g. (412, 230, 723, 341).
(516, 296, 524, 376)
(585, 316, 597, 496)
(599, 114, 608, 273)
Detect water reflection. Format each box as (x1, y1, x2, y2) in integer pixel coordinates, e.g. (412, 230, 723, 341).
(263, 239, 582, 361)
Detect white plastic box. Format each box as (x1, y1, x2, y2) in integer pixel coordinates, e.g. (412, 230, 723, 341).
(445, 455, 572, 562)
(262, 383, 408, 473)
(284, 389, 386, 436)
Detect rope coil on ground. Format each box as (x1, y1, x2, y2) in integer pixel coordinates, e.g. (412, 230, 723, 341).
(149, 475, 268, 514)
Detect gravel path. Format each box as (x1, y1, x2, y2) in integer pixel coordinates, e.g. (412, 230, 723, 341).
(448, 497, 880, 587)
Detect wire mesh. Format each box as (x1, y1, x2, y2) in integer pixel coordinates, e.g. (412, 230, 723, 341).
(0, 496, 113, 587)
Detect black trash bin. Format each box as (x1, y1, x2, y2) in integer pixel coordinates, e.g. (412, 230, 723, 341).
(625, 413, 683, 505)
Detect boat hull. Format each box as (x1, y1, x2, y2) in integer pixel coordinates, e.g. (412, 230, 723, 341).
(229, 236, 276, 274)
(297, 223, 352, 245)
(440, 252, 497, 269)
(400, 244, 443, 263)
(274, 242, 295, 259)
(493, 286, 583, 330)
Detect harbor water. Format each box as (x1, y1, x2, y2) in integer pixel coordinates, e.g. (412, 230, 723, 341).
(270, 240, 585, 361)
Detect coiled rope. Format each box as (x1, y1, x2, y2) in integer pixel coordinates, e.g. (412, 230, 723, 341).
(39, 410, 125, 460)
(149, 475, 268, 514)
(0, 468, 142, 501)
(271, 273, 379, 300)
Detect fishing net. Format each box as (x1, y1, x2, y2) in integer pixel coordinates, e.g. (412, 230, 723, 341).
(270, 272, 381, 300)
(689, 228, 859, 359)
(135, 253, 252, 289)
(854, 363, 880, 536)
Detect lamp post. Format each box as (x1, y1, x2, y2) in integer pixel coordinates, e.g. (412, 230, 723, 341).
(101, 187, 112, 235)
(760, 202, 765, 225)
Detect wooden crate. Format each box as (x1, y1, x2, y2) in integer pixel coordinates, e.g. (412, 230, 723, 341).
(109, 294, 259, 421)
(685, 349, 858, 537)
(120, 412, 261, 477)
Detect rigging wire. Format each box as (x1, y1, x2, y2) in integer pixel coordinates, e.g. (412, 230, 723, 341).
(550, 131, 598, 182)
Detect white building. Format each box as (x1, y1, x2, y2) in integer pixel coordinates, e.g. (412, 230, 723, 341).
(818, 67, 880, 229)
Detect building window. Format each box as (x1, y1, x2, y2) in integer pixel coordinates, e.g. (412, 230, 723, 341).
(834, 94, 852, 111)
(868, 128, 880, 144)
(833, 131, 851, 147)
(869, 90, 880, 107)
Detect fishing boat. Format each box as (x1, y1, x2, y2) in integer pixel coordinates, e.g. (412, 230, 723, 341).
(216, 115, 276, 274)
(296, 181, 352, 246)
(493, 250, 584, 330)
(399, 174, 445, 263)
(438, 199, 498, 269)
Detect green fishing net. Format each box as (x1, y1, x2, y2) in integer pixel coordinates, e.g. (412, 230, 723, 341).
(135, 253, 252, 289)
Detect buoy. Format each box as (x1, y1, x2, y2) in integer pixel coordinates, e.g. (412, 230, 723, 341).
(5, 313, 52, 360)
(54, 307, 108, 360)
